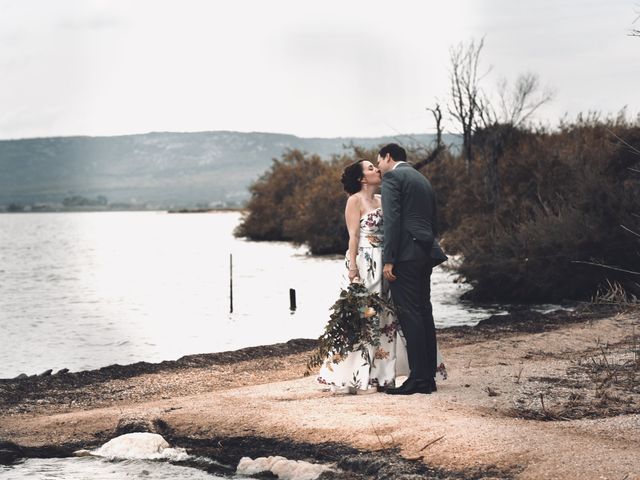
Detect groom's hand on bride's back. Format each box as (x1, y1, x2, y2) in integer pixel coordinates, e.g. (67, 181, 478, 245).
(383, 263, 397, 282)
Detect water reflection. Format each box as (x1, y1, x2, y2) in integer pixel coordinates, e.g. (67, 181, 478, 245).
(0, 212, 496, 378)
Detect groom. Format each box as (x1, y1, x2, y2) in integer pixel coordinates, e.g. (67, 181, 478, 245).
(378, 143, 439, 395)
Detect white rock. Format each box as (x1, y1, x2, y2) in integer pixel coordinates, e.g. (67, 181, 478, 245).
(237, 455, 331, 480)
(91, 432, 189, 461)
(72, 449, 93, 457)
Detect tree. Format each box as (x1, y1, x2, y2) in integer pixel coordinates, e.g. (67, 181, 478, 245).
(413, 104, 446, 171)
(447, 38, 553, 210)
(493, 73, 554, 127)
(448, 37, 488, 172)
(477, 73, 554, 209)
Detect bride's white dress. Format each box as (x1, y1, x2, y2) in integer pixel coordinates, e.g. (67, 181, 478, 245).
(317, 207, 447, 392)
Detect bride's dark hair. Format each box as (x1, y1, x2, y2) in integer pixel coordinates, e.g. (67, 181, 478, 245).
(341, 160, 365, 194)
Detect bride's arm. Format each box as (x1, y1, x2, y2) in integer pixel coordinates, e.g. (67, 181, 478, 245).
(345, 195, 361, 281)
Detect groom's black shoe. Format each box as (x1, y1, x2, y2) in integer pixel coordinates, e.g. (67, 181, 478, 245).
(385, 378, 432, 395)
(376, 380, 395, 393)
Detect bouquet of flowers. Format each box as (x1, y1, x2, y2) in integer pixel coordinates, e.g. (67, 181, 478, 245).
(306, 281, 394, 375)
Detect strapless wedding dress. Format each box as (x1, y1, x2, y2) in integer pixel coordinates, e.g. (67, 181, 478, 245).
(317, 208, 447, 393)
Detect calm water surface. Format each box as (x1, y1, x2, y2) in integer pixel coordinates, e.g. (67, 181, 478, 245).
(0, 457, 231, 480)
(0, 211, 495, 378)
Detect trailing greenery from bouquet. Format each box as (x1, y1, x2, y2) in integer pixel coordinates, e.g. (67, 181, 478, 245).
(305, 282, 394, 375)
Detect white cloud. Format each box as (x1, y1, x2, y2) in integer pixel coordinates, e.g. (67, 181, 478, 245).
(0, 0, 637, 139)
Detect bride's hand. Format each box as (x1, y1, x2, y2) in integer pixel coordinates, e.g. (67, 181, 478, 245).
(348, 268, 360, 282)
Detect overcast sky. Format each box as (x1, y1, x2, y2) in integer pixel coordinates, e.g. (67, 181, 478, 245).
(0, 0, 638, 140)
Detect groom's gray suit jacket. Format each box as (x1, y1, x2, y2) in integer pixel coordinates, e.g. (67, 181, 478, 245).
(381, 162, 438, 265)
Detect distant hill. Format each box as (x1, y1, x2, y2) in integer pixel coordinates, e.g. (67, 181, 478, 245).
(0, 131, 458, 209)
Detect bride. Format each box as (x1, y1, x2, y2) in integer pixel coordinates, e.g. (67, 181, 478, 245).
(317, 159, 446, 393)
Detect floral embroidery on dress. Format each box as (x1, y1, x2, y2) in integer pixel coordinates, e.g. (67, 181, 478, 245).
(360, 208, 383, 229)
(380, 320, 400, 342)
(317, 205, 448, 393)
(374, 347, 389, 360)
(361, 251, 376, 278)
(366, 234, 382, 248)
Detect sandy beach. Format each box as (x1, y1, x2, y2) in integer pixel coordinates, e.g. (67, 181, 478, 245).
(1, 305, 639, 479)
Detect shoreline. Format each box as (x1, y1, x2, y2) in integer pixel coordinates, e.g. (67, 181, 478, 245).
(1, 338, 317, 386)
(0, 303, 585, 383)
(1, 304, 639, 479)
(0, 432, 514, 479)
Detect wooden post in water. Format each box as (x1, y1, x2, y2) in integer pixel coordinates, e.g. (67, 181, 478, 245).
(289, 288, 297, 311)
(229, 253, 233, 314)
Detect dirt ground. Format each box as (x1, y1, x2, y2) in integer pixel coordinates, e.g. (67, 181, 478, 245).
(1, 306, 639, 479)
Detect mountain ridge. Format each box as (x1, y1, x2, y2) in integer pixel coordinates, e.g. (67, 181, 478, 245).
(0, 130, 458, 209)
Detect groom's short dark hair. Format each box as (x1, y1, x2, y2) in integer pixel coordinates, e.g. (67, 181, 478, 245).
(379, 143, 407, 163)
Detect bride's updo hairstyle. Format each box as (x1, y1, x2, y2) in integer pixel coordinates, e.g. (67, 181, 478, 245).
(341, 160, 365, 195)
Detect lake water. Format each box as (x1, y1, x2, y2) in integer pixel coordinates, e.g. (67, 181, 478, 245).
(0, 457, 229, 480)
(0, 211, 497, 379)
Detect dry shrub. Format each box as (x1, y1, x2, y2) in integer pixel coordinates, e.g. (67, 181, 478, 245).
(282, 155, 351, 254)
(235, 149, 322, 242)
(431, 116, 640, 302)
(235, 147, 379, 255)
(237, 115, 640, 302)
(511, 334, 640, 421)
(593, 280, 640, 305)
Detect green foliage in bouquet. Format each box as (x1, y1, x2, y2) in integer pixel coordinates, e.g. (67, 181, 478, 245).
(305, 282, 394, 375)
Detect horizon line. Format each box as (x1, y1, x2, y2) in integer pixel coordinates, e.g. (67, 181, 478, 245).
(0, 129, 458, 143)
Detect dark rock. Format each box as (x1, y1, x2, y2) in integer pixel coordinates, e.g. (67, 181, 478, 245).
(39, 369, 53, 377)
(12, 373, 27, 380)
(0, 441, 83, 466)
(0, 443, 22, 465)
(55, 369, 69, 375)
(111, 416, 172, 438)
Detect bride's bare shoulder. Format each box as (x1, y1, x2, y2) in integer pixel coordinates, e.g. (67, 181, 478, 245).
(346, 194, 362, 207)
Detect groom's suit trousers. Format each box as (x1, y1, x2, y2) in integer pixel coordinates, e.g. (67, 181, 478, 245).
(389, 259, 437, 380)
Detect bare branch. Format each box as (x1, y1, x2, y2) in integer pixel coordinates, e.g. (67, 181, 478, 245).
(418, 435, 446, 452)
(413, 145, 445, 171)
(631, 7, 640, 36)
(495, 73, 554, 126)
(447, 37, 490, 170)
(427, 104, 444, 149)
(572, 260, 640, 276)
(606, 128, 640, 156)
(414, 104, 446, 171)
(621, 224, 640, 238)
